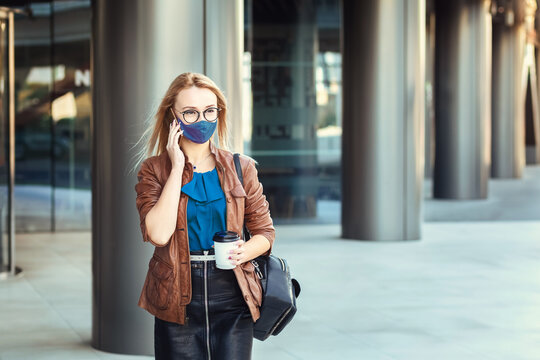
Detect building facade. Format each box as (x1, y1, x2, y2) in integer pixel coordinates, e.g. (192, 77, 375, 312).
(0, 0, 538, 355)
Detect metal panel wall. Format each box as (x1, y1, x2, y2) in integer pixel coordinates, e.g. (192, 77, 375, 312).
(342, 0, 425, 241)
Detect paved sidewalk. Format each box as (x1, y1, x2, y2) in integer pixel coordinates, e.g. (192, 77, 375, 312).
(261, 222, 540, 359)
(1, 220, 539, 359)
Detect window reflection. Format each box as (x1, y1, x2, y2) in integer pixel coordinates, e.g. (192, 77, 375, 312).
(244, 0, 341, 223)
(14, 1, 91, 232)
(14, 4, 53, 232)
(0, 16, 9, 271)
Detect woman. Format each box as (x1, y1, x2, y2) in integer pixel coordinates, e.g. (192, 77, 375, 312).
(134, 72, 275, 359)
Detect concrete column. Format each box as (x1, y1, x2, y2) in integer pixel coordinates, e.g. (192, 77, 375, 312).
(425, 0, 436, 178)
(526, 0, 540, 164)
(205, 0, 244, 153)
(491, 1, 528, 177)
(433, 0, 492, 199)
(92, 0, 205, 355)
(341, 0, 425, 240)
(528, 47, 540, 163)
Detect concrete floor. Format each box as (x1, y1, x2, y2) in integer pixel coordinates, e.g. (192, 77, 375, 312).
(1, 220, 540, 360)
(1, 166, 539, 359)
(424, 165, 540, 221)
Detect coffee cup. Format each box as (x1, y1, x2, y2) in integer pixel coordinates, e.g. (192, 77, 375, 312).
(213, 231, 240, 270)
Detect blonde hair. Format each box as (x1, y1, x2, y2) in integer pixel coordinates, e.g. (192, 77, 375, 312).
(131, 72, 230, 173)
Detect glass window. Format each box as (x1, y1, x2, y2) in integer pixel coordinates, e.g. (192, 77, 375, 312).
(13, 1, 91, 232)
(244, 0, 341, 223)
(0, 14, 10, 271)
(14, 3, 54, 232)
(51, 1, 91, 231)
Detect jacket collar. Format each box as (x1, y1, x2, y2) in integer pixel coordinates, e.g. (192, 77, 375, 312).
(208, 140, 243, 193)
(208, 140, 225, 173)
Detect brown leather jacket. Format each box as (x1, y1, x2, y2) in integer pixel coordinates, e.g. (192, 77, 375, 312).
(134, 141, 275, 325)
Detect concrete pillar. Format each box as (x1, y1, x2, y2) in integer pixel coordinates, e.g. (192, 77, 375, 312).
(205, 0, 244, 153)
(92, 0, 241, 355)
(526, 0, 540, 164)
(491, 1, 528, 177)
(341, 0, 425, 240)
(433, 0, 492, 199)
(425, 0, 436, 178)
(92, 0, 204, 354)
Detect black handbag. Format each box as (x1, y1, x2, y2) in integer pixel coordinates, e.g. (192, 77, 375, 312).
(233, 153, 301, 341)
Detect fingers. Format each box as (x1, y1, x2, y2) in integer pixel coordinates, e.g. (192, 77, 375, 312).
(228, 241, 246, 265)
(234, 239, 245, 247)
(229, 254, 243, 266)
(175, 128, 184, 143)
(167, 121, 177, 145)
(168, 121, 182, 147)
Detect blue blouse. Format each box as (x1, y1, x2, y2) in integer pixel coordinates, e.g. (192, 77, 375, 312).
(181, 167, 227, 251)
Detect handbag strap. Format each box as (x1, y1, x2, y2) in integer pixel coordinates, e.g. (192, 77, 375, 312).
(233, 153, 251, 241)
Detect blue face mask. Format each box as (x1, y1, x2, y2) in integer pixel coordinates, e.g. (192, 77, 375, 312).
(177, 118, 217, 144)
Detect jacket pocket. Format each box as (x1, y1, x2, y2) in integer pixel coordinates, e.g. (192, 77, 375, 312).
(229, 184, 247, 234)
(145, 254, 175, 310)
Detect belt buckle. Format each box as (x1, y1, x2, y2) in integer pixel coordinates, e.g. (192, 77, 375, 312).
(190, 250, 215, 262)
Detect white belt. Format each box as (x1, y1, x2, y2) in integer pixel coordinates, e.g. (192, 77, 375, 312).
(190, 254, 216, 261)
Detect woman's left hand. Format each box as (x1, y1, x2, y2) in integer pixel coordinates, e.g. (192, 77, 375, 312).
(229, 239, 247, 266)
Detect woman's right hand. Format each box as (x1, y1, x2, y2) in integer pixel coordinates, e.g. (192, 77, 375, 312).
(167, 120, 185, 169)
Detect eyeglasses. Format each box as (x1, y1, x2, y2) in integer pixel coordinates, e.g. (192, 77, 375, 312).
(171, 107, 221, 124)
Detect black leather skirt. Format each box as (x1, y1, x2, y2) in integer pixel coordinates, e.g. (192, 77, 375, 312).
(154, 250, 254, 360)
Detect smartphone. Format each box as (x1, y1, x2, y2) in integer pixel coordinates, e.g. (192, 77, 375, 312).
(169, 108, 180, 125)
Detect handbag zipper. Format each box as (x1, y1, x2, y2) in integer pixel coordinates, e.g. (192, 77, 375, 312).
(270, 305, 293, 335)
(251, 260, 263, 279)
(278, 257, 286, 271)
(251, 257, 285, 279)
(268, 258, 294, 335)
(269, 275, 295, 335)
